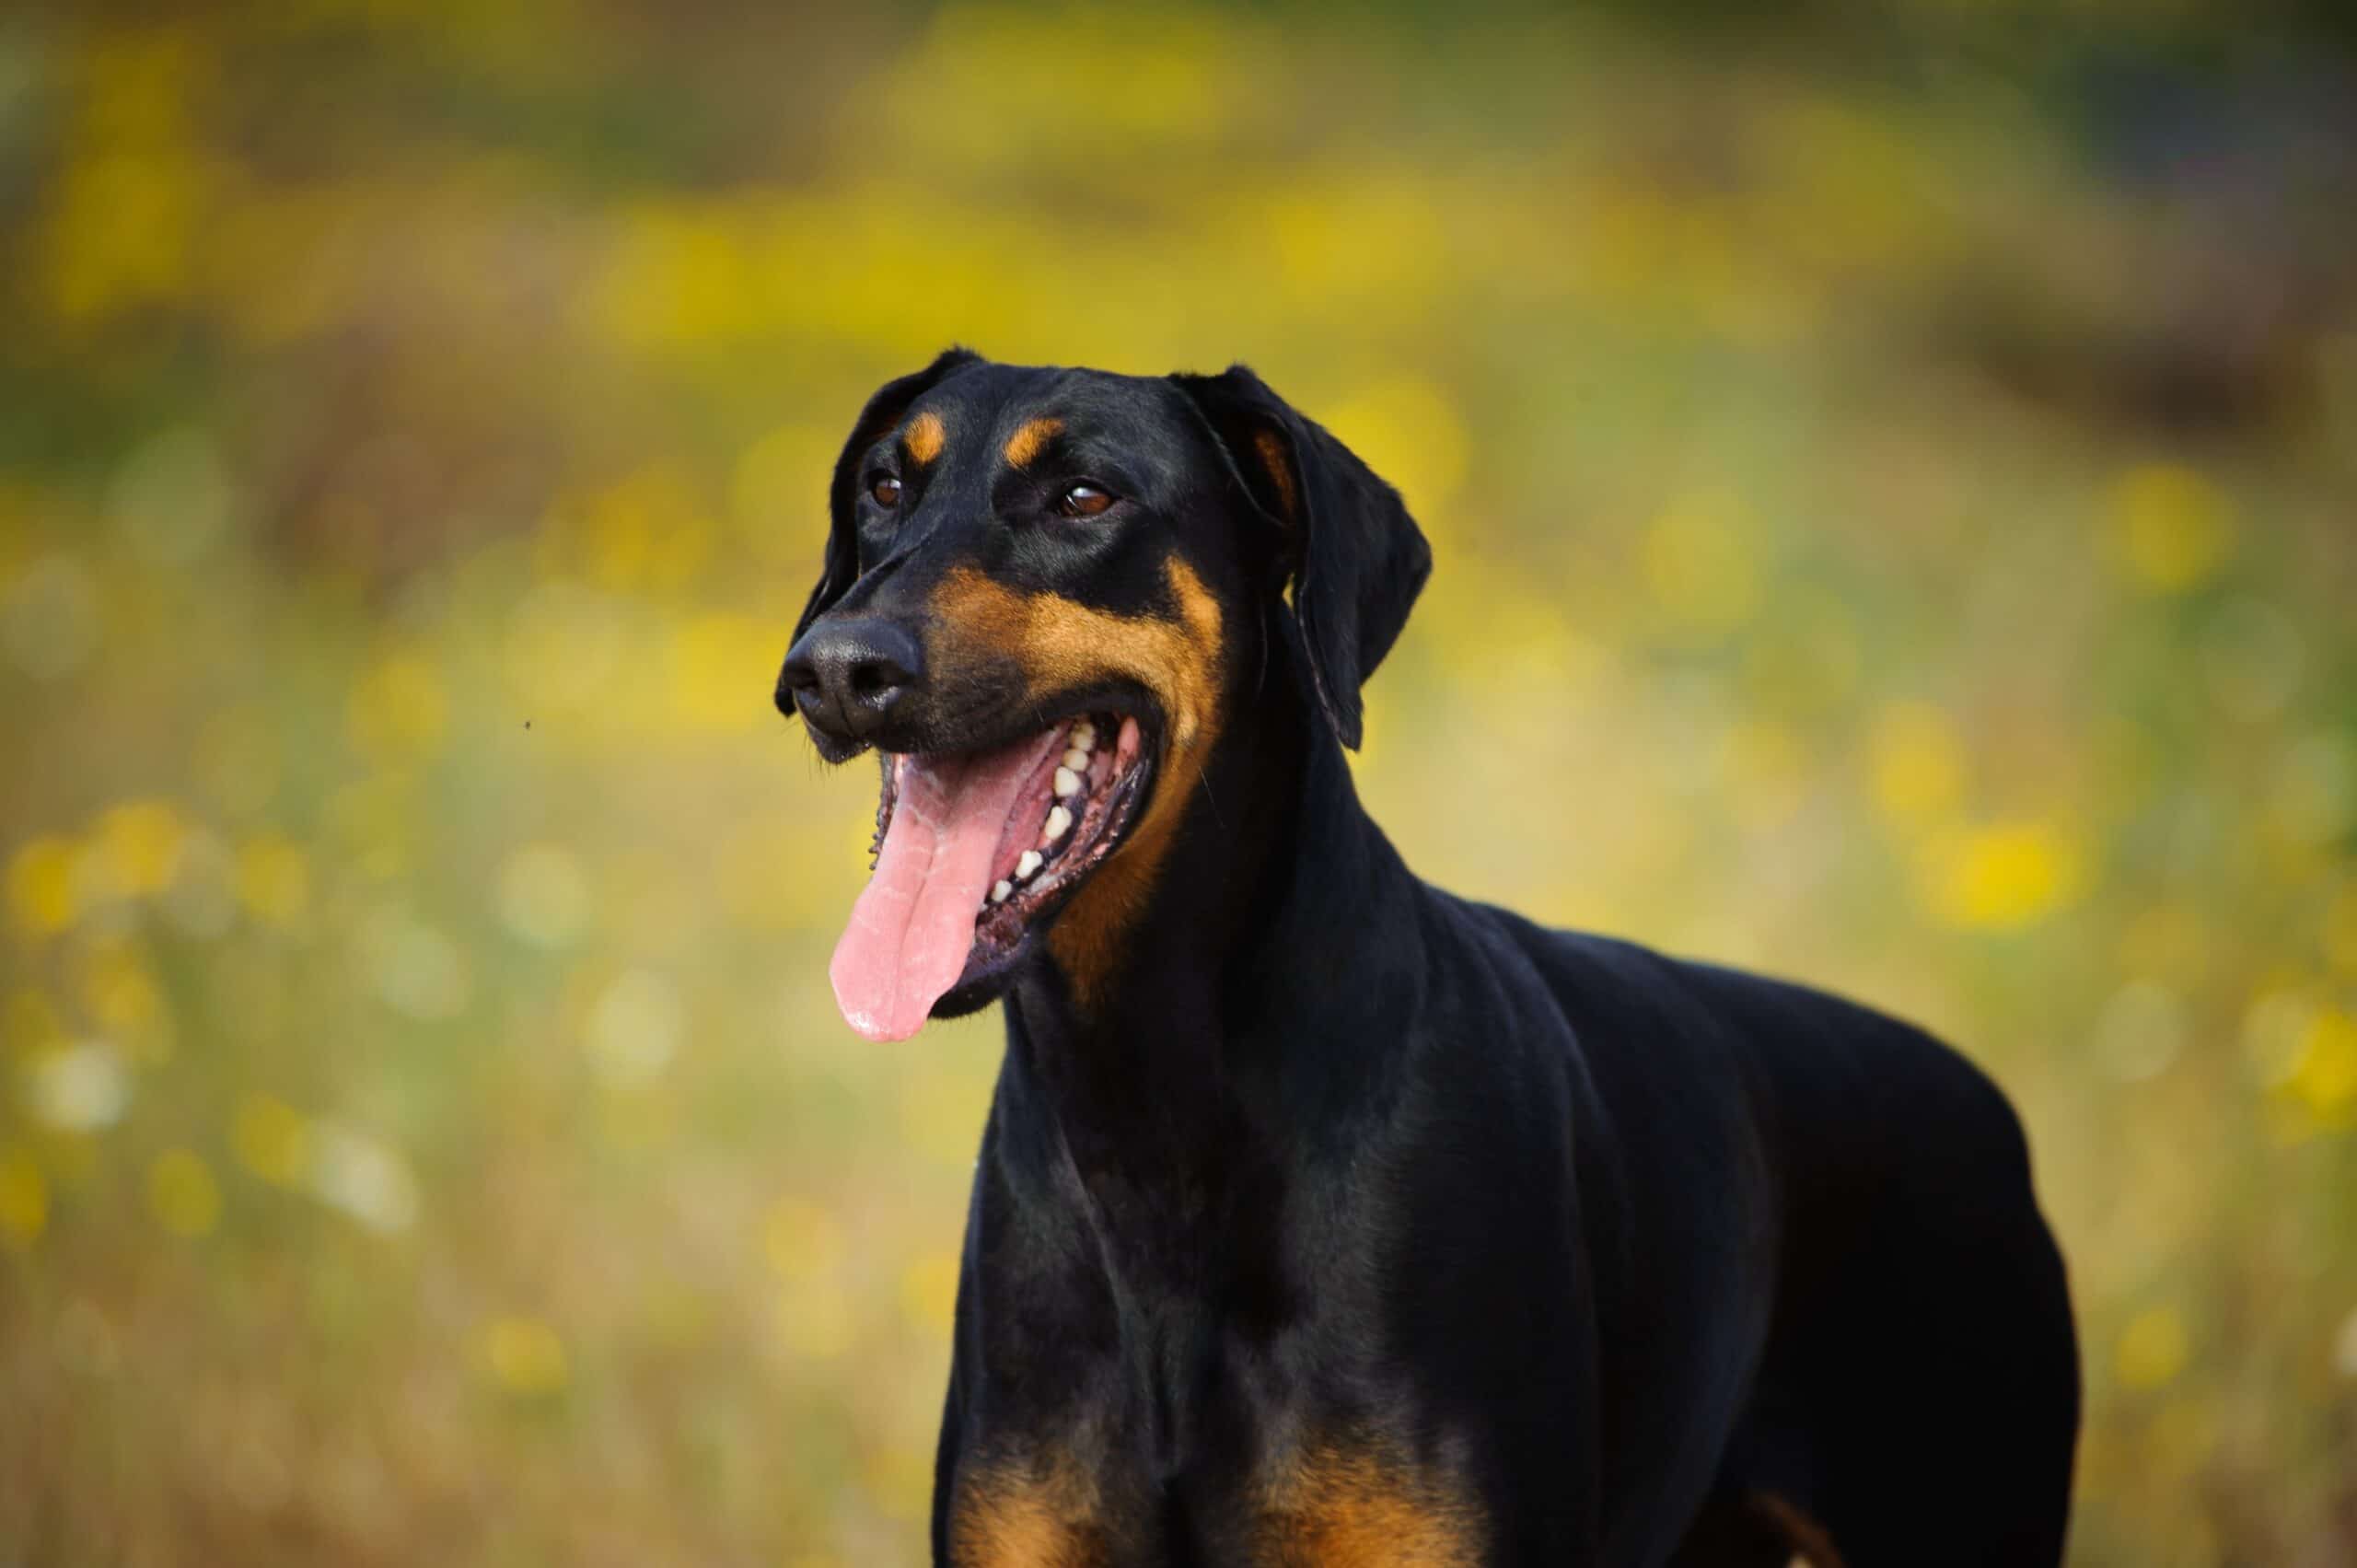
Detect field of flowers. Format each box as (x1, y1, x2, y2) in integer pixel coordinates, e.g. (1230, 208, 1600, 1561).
(2, 5, 2353, 1563)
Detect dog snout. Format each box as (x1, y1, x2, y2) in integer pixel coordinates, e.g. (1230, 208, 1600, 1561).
(778, 616, 925, 742)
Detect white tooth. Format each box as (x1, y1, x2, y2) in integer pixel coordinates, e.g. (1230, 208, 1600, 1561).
(989, 879, 1012, 904)
(1070, 722, 1096, 749)
(1042, 805, 1073, 842)
(1015, 850, 1043, 880)
(1062, 749, 1089, 772)
(1052, 766, 1080, 797)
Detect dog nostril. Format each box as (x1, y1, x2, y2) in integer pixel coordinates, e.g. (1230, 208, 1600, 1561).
(783, 620, 922, 732)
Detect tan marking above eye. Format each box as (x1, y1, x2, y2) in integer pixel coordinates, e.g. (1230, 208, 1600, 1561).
(1004, 416, 1063, 469)
(905, 411, 946, 465)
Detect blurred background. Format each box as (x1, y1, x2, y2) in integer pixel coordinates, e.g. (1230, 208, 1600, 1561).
(2, 1, 2353, 1562)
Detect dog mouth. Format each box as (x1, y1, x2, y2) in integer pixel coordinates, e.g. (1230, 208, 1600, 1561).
(828, 712, 1154, 1040)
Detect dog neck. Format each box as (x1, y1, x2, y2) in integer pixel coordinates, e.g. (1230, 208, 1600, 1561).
(1005, 658, 1425, 1124)
(993, 660, 1428, 1455)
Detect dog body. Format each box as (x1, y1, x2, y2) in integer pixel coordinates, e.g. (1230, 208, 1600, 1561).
(779, 353, 2079, 1565)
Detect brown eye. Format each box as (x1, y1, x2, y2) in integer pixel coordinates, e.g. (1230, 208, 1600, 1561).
(1058, 483, 1113, 518)
(869, 475, 901, 507)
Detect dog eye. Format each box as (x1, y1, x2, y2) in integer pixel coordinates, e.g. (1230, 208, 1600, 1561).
(1057, 483, 1114, 518)
(869, 475, 902, 507)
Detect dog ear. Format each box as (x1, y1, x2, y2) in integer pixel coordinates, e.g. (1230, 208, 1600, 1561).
(1170, 365, 1431, 750)
(795, 346, 981, 644)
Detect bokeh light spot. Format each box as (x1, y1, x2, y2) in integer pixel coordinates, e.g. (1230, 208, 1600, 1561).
(147, 1147, 221, 1237)
(2107, 462, 2234, 593)
(106, 426, 232, 567)
(2115, 1305, 2190, 1392)
(477, 1316, 569, 1397)
(1920, 820, 2086, 931)
(346, 653, 449, 764)
(355, 907, 470, 1021)
(0, 1144, 47, 1249)
(495, 844, 592, 948)
(232, 1092, 311, 1187)
(234, 834, 310, 930)
(6, 834, 81, 936)
(1866, 700, 1965, 824)
(2283, 1009, 2357, 1132)
(586, 968, 683, 1086)
(306, 1121, 419, 1235)
(21, 1040, 131, 1132)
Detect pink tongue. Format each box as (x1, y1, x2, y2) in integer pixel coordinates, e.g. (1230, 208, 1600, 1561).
(829, 733, 1060, 1041)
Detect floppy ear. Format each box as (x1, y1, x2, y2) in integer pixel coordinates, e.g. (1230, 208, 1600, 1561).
(1170, 365, 1432, 749)
(794, 346, 981, 644)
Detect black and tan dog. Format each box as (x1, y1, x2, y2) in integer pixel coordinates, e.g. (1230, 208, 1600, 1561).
(776, 350, 2080, 1566)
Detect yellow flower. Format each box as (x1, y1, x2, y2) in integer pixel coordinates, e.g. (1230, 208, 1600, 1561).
(2114, 1306, 2189, 1392)
(6, 835, 78, 936)
(1920, 820, 2086, 931)
(346, 654, 448, 764)
(235, 834, 310, 929)
(2107, 463, 2233, 593)
(93, 800, 187, 896)
(0, 1144, 45, 1249)
(77, 941, 169, 1061)
(1864, 703, 1965, 828)
(494, 844, 591, 948)
(2285, 1010, 2357, 1132)
(232, 1093, 310, 1186)
(147, 1147, 220, 1238)
(478, 1317, 569, 1396)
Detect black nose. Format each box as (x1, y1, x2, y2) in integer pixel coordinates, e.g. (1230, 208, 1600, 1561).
(777, 617, 924, 739)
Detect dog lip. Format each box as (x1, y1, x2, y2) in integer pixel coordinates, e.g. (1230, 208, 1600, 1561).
(876, 695, 1163, 766)
(856, 701, 1161, 1007)
(942, 738, 1158, 1001)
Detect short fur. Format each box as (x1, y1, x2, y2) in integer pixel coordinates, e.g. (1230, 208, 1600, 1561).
(778, 353, 2080, 1565)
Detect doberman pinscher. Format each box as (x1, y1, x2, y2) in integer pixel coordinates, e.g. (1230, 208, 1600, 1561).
(776, 350, 2080, 1566)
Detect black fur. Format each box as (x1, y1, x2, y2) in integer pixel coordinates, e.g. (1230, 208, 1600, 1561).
(779, 354, 2080, 1565)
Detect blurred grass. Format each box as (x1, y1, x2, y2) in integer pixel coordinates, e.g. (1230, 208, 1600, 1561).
(2, 4, 2354, 1563)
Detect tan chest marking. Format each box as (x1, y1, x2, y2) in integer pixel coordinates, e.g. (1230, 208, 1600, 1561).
(946, 1455, 1108, 1568)
(1253, 1440, 1486, 1567)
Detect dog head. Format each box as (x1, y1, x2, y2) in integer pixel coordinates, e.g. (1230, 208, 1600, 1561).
(779, 349, 1429, 1039)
